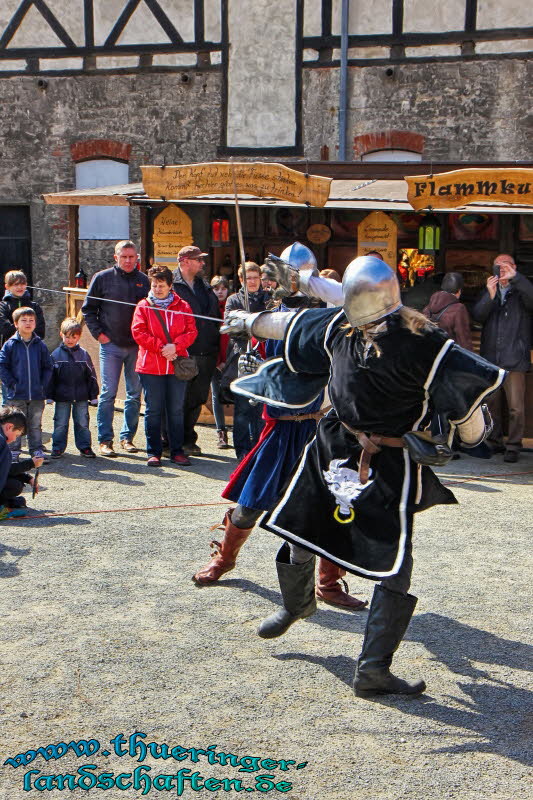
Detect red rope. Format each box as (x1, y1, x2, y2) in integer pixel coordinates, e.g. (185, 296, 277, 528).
(15, 501, 230, 520)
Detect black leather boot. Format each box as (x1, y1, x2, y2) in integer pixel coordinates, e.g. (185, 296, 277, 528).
(353, 584, 426, 698)
(258, 543, 317, 639)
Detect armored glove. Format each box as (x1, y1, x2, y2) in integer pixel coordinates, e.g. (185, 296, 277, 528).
(238, 349, 264, 376)
(262, 254, 299, 299)
(220, 309, 256, 337)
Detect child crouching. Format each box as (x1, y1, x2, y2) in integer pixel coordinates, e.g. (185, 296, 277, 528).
(48, 318, 99, 458)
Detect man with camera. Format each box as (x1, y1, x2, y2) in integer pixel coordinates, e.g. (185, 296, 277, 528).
(472, 254, 533, 462)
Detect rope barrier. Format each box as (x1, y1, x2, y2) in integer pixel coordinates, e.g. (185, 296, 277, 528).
(12, 500, 231, 521)
(27, 285, 224, 324)
(10, 470, 533, 520)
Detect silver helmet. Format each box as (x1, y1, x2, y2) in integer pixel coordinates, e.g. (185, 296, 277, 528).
(280, 241, 318, 275)
(342, 256, 402, 327)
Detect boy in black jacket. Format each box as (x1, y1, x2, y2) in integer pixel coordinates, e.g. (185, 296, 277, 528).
(48, 318, 99, 458)
(0, 270, 46, 344)
(0, 406, 32, 518)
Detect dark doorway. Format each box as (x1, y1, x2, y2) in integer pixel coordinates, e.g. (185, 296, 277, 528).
(0, 206, 32, 286)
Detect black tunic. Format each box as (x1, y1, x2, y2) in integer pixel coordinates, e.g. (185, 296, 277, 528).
(251, 308, 505, 580)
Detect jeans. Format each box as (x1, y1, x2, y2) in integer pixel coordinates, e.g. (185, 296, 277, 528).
(183, 353, 218, 446)
(9, 399, 44, 455)
(139, 373, 186, 458)
(52, 401, 91, 452)
(232, 393, 263, 459)
(97, 342, 141, 444)
(210, 367, 226, 431)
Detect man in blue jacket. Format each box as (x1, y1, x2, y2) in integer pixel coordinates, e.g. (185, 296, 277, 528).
(0, 307, 53, 462)
(82, 240, 150, 457)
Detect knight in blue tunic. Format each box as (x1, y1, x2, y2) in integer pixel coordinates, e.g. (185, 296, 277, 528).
(192, 243, 368, 610)
(223, 255, 505, 698)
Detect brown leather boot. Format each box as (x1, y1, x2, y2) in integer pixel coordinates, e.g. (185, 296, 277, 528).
(192, 509, 253, 585)
(316, 558, 368, 610)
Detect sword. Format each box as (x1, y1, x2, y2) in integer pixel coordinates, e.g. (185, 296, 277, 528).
(32, 468, 40, 499)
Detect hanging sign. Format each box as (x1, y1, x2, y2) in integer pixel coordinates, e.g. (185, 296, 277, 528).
(141, 162, 332, 207)
(152, 205, 193, 266)
(357, 211, 397, 269)
(406, 168, 533, 211)
(306, 223, 331, 244)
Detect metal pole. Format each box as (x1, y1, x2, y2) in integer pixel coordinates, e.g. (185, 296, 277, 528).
(230, 158, 250, 314)
(338, 0, 349, 161)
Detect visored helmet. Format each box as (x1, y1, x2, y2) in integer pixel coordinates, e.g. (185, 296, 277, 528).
(279, 241, 318, 274)
(342, 256, 402, 327)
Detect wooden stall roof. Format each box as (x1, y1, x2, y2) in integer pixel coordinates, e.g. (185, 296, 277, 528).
(43, 179, 533, 213)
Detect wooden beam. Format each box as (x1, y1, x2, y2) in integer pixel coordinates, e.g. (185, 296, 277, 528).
(67, 206, 79, 286)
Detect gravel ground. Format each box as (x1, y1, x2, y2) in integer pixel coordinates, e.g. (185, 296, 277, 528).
(0, 406, 531, 800)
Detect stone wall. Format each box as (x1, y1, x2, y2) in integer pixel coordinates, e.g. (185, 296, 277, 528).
(0, 70, 222, 347)
(303, 58, 533, 162)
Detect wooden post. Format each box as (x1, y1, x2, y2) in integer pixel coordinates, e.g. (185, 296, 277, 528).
(139, 205, 148, 270)
(67, 205, 79, 286)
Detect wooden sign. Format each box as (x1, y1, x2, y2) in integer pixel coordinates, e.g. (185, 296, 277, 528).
(406, 168, 533, 211)
(141, 162, 332, 207)
(152, 205, 193, 266)
(306, 223, 331, 244)
(357, 211, 397, 269)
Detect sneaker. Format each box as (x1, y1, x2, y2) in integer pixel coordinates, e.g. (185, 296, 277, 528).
(216, 430, 230, 449)
(79, 447, 96, 458)
(99, 442, 117, 457)
(5, 508, 28, 518)
(8, 496, 27, 509)
(32, 450, 51, 464)
(183, 443, 201, 456)
(51, 449, 64, 459)
(120, 440, 139, 453)
(171, 453, 191, 466)
(503, 450, 518, 463)
(147, 456, 162, 466)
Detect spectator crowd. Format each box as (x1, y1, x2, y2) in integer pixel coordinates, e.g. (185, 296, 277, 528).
(0, 240, 531, 518)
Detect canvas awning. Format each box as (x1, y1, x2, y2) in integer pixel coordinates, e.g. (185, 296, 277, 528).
(43, 179, 533, 213)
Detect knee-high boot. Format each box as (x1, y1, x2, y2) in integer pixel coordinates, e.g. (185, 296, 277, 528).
(192, 509, 253, 585)
(316, 558, 368, 610)
(258, 543, 317, 639)
(353, 584, 426, 698)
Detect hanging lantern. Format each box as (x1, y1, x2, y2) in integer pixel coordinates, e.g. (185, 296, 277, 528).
(418, 213, 441, 255)
(211, 207, 230, 246)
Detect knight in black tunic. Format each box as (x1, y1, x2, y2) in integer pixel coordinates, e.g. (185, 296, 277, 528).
(224, 256, 505, 698)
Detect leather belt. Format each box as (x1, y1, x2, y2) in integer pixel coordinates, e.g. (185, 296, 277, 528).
(342, 423, 405, 484)
(275, 410, 326, 423)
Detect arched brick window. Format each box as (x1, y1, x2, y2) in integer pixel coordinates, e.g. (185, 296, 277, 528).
(71, 140, 132, 240)
(353, 131, 425, 162)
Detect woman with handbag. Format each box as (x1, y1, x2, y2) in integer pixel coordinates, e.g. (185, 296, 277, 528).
(131, 265, 198, 466)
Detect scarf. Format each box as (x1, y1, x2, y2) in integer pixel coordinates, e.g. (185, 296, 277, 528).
(148, 289, 175, 309)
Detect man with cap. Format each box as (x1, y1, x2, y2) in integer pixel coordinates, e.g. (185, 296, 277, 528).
(172, 245, 221, 455)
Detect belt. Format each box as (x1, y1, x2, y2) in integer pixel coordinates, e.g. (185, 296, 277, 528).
(342, 423, 405, 484)
(275, 410, 326, 423)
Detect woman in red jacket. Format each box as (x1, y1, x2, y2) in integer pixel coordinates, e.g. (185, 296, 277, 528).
(132, 265, 197, 466)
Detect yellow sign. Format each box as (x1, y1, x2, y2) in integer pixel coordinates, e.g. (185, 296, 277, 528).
(153, 205, 193, 266)
(406, 168, 533, 211)
(306, 223, 331, 244)
(357, 211, 397, 269)
(141, 162, 332, 207)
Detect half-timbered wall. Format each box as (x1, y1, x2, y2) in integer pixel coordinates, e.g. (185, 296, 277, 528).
(0, 1, 530, 338)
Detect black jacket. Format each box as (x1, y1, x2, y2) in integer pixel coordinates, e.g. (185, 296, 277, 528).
(48, 343, 99, 402)
(0, 291, 45, 345)
(172, 269, 220, 356)
(224, 288, 270, 359)
(471, 273, 533, 372)
(82, 266, 150, 348)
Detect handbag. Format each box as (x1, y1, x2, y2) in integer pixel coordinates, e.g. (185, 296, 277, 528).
(146, 300, 199, 381)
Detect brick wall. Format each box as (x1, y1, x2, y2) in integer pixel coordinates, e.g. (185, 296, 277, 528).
(0, 71, 222, 349)
(303, 59, 533, 162)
